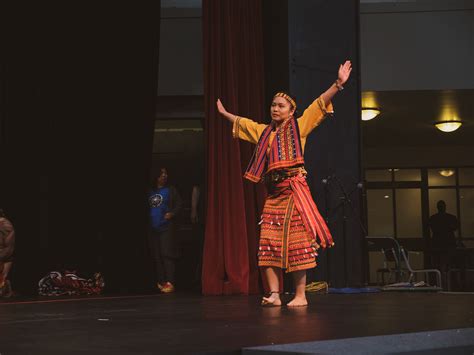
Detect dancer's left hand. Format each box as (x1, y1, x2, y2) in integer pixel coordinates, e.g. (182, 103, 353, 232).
(338, 60, 352, 85)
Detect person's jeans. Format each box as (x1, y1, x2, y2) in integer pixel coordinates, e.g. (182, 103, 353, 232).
(150, 228, 177, 284)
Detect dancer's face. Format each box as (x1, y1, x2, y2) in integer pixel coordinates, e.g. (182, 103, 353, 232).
(270, 97, 295, 124)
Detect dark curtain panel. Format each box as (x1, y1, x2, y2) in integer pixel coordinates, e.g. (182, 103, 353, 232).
(1, 4, 160, 294)
(202, 0, 266, 295)
(288, 0, 363, 287)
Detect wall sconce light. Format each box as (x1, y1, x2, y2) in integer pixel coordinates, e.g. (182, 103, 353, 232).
(434, 120, 462, 133)
(361, 108, 381, 121)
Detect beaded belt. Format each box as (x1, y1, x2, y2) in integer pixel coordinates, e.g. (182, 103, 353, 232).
(265, 166, 307, 184)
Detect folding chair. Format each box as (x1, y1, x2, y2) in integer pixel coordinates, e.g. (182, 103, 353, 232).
(376, 248, 400, 285)
(400, 246, 442, 289)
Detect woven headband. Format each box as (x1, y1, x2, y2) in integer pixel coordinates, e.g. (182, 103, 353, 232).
(273, 92, 297, 110)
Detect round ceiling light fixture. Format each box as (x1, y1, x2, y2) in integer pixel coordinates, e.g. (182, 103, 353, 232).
(434, 120, 462, 133)
(439, 169, 455, 177)
(361, 108, 381, 121)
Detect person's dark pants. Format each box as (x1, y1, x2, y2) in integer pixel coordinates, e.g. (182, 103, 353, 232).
(191, 223, 205, 286)
(430, 248, 457, 272)
(150, 228, 177, 284)
(430, 247, 458, 288)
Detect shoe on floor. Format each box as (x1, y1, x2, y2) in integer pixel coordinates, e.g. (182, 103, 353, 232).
(161, 282, 175, 293)
(0, 280, 13, 298)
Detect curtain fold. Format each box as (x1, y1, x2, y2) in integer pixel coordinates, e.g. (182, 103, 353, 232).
(202, 0, 266, 295)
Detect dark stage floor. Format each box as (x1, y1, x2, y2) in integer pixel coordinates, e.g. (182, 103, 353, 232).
(1, 292, 474, 354)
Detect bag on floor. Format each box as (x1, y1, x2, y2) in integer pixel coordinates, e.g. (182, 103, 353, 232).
(38, 271, 104, 296)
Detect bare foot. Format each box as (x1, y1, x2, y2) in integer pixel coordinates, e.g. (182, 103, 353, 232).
(287, 296, 308, 307)
(261, 292, 282, 307)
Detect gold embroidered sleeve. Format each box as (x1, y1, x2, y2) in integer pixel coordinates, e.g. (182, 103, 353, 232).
(232, 116, 268, 145)
(297, 96, 334, 138)
(232, 116, 242, 139)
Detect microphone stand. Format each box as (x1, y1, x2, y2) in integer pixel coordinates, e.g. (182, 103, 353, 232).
(326, 175, 368, 288)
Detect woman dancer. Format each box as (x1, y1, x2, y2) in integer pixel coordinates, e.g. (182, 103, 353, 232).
(216, 61, 352, 306)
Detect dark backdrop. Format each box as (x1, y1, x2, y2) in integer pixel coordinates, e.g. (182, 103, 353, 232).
(288, 0, 364, 287)
(0, 4, 161, 294)
(263, 0, 365, 287)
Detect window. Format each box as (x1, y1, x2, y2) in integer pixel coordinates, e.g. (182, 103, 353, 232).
(460, 188, 474, 238)
(459, 168, 474, 185)
(396, 189, 422, 238)
(365, 169, 392, 182)
(367, 189, 394, 237)
(428, 168, 456, 186)
(365, 166, 473, 241)
(395, 169, 421, 182)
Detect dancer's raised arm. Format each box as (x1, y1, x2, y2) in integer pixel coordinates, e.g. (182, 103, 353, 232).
(216, 99, 237, 123)
(216, 98, 267, 144)
(297, 60, 353, 137)
(320, 60, 352, 105)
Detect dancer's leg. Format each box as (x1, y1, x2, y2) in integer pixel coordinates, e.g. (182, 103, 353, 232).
(262, 267, 281, 306)
(287, 270, 308, 307)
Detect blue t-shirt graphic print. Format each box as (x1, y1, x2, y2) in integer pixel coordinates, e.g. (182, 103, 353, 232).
(149, 187, 170, 231)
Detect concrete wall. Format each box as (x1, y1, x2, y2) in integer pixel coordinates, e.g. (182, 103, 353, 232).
(158, 7, 203, 95)
(157, 1, 474, 93)
(361, 1, 474, 91)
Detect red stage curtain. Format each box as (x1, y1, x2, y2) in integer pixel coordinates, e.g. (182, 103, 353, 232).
(202, 0, 266, 295)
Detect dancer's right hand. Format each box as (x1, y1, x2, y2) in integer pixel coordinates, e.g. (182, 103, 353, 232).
(216, 99, 227, 116)
(216, 98, 237, 123)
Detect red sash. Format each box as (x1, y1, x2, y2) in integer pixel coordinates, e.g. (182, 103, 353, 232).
(279, 175, 334, 249)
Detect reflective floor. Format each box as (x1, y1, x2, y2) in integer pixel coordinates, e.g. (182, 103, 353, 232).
(1, 292, 473, 354)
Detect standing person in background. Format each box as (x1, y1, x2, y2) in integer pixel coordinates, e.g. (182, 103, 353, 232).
(428, 200, 460, 273)
(149, 168, 182, 293)
(0, 209, 15, 298)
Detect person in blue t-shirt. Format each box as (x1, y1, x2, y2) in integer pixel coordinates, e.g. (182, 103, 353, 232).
(149, 168, 182, 293)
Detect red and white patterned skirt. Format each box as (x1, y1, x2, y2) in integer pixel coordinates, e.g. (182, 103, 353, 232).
(258, 178, 324, 272)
